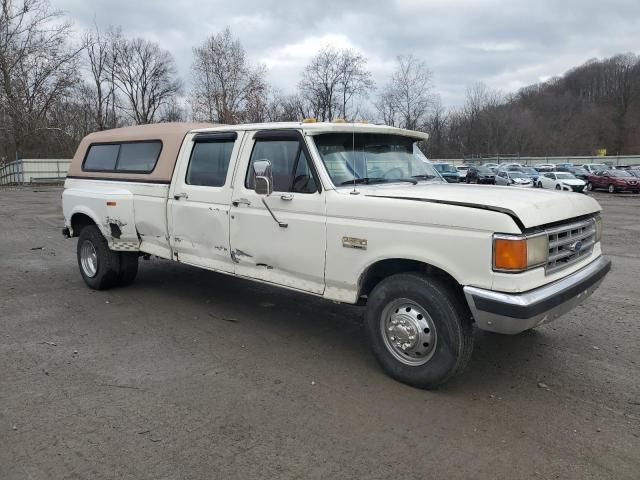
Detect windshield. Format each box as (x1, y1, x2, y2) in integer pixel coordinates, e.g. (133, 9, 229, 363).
(509, 173, 529, 180)
(556, 173, 576, 180)
(435, 164, 457, 173)
(312, 133, 442, 186)
(520, 167, 538, 174)
(570, 167, 588, 175)
(610, 170, 632, 177)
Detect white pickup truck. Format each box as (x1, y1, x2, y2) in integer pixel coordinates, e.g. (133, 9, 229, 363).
(62, 121, 611, 388)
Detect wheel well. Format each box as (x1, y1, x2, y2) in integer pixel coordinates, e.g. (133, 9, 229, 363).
(358, 259, 462, 301)
(71, 213, 96, 237)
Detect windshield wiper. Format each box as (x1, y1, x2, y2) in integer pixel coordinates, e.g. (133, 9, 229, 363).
(340, 177, 418, 186)
(411, 174, 436, 180)
(340, 177, 386, 185)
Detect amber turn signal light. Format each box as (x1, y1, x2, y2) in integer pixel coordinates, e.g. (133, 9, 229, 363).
(494, 238, 528, 271)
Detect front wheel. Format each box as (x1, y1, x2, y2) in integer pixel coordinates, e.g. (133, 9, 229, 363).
(586, 182, 593, 191)
(555, 184, 561, 190)
(537, 181, 543, 188)
(608, 184, 616, 193)
(365, 273, 473, 389)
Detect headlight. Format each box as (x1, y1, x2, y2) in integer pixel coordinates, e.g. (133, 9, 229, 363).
(493, 233, 548, 272)
(595, 216, 602, 242)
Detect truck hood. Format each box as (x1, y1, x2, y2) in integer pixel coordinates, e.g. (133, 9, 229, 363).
(341, 183, 601, 229)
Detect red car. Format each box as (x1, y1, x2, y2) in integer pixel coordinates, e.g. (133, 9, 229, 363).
(586, 170, 640, 193)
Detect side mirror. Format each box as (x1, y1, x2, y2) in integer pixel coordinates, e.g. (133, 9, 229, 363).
(253, 159, 273, 196)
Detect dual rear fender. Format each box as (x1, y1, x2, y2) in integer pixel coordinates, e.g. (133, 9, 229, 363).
(63, 188, 140, 251)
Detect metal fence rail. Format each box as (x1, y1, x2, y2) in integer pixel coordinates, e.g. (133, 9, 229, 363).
(0, 159, 71, 185)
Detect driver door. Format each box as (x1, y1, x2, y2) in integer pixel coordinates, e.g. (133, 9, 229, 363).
(229, 130, 327, 294)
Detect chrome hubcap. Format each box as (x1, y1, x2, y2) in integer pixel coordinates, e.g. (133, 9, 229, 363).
(381, 299, 437, 366)
(80, 240, 98, 278)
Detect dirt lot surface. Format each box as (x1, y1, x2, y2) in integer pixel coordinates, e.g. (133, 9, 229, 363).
(1, 186, 638, 479)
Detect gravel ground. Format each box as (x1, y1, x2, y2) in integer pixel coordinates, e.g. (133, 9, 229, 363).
(0, 186, 638, 479)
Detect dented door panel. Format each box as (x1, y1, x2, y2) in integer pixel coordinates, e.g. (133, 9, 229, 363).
(229, 130, 327, 294)
(167, 132, 244, 273)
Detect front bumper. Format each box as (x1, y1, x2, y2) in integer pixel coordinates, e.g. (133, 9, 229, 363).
(463, 256, 611, 334)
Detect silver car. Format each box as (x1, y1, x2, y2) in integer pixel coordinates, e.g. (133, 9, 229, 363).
(495, 170, 533, 187)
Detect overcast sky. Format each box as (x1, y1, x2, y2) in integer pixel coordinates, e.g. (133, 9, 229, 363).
(53, 0, 639, 108)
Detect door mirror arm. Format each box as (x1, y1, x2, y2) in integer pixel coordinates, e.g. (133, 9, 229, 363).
(252, 159, 288, 228)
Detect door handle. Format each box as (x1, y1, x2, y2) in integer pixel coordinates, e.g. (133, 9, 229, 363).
(280, 193, 294, 201)
(232, 198, 251, 207)
(174, 192, 188, 200)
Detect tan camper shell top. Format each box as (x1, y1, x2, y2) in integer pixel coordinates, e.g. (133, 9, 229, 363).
(67, 122, 216, 183)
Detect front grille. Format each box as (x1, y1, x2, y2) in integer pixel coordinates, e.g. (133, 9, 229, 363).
(571, 185, 584, 192)
(545, 217, 597, 274)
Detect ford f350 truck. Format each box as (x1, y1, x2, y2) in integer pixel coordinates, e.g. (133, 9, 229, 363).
(62, 121, 611, 388)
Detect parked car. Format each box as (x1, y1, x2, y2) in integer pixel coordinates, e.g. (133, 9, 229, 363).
(582, 163, 609, 174)
(518, 166, 541, 183)
(586, 170, 640, 193)
(434, 163, 460, 183)
(456, 165, 470, 180)
(537, 172, 587, 192)
(535, 163, 556, 172)
(496, 162, 524, 171)
(557, 166, 590, 180)
(481, 162, 499, 173)
(465, 165, 495, 184)
(495, 170, 533, 187)
(61, 121, 610, 389)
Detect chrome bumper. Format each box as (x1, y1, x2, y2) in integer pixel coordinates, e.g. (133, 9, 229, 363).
(464, 256, 611, 334)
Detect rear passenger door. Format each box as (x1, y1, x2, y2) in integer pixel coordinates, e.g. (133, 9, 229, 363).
(168, 131, 243, 273)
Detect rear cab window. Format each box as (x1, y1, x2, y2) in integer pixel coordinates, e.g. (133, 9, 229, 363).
(186, 133, 237, 187)
(82, 141, 162, 173)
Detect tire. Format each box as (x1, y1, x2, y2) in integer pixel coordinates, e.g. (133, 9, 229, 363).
(537, 181, 543, 188)
(608, 184, 615, 193)
(555, 184, 561, 190)
(586, 182, 593, 191)
(118, 252, 139, 286)
(365, 273, 474, 389)
(77, 225, 121, 290)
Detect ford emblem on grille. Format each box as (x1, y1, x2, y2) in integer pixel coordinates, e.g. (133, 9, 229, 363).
(569, 240, 583, 253)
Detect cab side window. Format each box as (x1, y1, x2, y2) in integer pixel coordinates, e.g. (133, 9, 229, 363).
(186, 138, 235, 187)
(245, 138, 318, 193)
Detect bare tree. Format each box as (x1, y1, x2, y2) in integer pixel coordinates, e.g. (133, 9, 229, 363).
(299, 46, 373, 121)
(110, 37, 181, 125)
(191, 27, 266, 123)
(82, 23, 120, 130)
(0, 0, 81, 160)
(375, 54, 434, 130)
(337, 49, 373, 118)
(423, 98, 448, 158)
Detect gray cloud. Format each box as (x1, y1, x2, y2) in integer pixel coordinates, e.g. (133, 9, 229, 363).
(54, 0, 640, 107)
